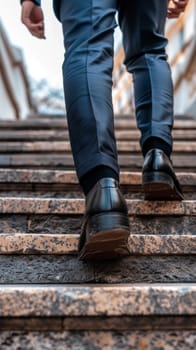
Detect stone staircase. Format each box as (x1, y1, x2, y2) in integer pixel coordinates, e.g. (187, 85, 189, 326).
(0, 114, 195, 349)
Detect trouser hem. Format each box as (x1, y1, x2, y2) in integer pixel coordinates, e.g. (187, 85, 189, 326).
(76, 153, 119, 180)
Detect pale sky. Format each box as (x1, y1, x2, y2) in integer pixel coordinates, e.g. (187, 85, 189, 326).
(0, 0, 122, 90)
(0, 0, 64, 88)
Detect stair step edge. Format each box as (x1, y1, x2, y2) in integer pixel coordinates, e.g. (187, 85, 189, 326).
(0, 170, 195, 185)
(0, 198, 195, 215)
(0, 233, 195, 255)
(0, 141, 196, 153)
(0, 284, 195, 317)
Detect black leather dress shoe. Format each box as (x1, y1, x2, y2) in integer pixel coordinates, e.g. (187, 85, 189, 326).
(78, 178, 130, 260)
(142, 149, 184, 200)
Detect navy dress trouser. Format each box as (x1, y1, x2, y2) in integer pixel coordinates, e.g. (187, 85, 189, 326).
(58, 0, 173, 180)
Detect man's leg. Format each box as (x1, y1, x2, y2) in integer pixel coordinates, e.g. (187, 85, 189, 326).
(58, 0, 130, 259)
(59, 0, 119, 183)
(119, 0, 183, 200)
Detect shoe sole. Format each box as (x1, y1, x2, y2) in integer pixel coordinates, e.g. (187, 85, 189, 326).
(142, 171, 184, 200)
(78, 212, 130, 261)
(79, 228, 130, 261)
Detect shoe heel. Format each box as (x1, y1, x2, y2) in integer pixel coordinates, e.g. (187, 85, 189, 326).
(142, 171, 174, 187)
(88, 211, 130, 236)
(79, 212, 130, 260)
(142, 171, 183, 200)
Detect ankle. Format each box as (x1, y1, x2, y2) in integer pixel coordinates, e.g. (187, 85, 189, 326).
(80, 166, 119, 195)
(142, 137, 172, 158)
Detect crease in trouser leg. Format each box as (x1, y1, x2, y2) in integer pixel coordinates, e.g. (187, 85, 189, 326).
(127, 53, 174, 149)
(118, 0, 172, 150)
(61, 0, 119, 180)
(63, 64, 119, 180)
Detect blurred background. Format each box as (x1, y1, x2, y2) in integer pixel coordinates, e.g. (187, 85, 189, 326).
(0, 0, 196, 120)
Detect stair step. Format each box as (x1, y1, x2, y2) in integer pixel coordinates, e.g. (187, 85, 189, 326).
(0, 141, 196, 153)
(0, 154, 195, 171)
(29, 112, 195, 120)
(0, 233, 195, 255)
(0, 170, 195, 199)
(0, 169, 195, 184)
(0, 198, 195, 237)
(0, 169, 79, 183)
(0, 283, 195, 342)
(0, 197, 195, 215)
(1, 129, 196, 141)
(0, 213, 195, 236)
(0, 330, 195, 349)
(0, 170, 194, 195)
(1, 118, 196, 130)
(0, 254, 195, 284)
(0, 114, 195, 347)
(0, 284, 195, 321)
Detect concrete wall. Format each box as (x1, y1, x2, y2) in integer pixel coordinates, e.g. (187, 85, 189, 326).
(0, 21, 34, 120)
(167, 0, 196, 116)
(113, 0, 196, 116)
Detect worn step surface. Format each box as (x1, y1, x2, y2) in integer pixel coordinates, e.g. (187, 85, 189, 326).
(0, 115, 195, 129)
(0, 283, 195, 348)
(0, 140, 196, 153)
(1, 211, 195, 236)
(1, 128, 196, 141)
(0, 330, 195, 350)
(0, 169, 195, 199)
(0, 114, 195, 348)
(0, 233, 195, 255)
(0, 169, 195, 184)
(0, 284, 195, 322)
(0, 196, 195, 284)
(0, 154, 196, 172)
(0, 255, 195, 284)
(0, 197, 195, 215)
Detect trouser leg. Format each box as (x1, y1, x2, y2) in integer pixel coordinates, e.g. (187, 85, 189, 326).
(118, 0, 174, 149)
(59, 0, 119, 180)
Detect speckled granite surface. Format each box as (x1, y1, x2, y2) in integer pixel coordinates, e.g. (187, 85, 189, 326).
(0, 169, 195, 186)
(0, 128, 196, 142)
(1, 140, 196, 153)
(120, 171, 196, 186)
(0, 331, 195, 349)
(0, 118, 195, 349)
(0, 141, 71, 153)
(0, 118, 190, 131)
(0, 171, 195, 199)
(0, 117, 137, 130)
(0, 234, 78, 254)
(0, 169, 78, 184)
(0, 154, 74, 168)
(127, 234, 196, 254)
(0, 284, 195, 317)
(0, 198, 83, 214)
(0, 117, 68, 129)
(0, 214, 82, 235)
(128, 215, 196, 236)
(0, 154, 196, 170)
(0, 130, 70, 141)
(0, 233, 195, 255)
(0, 255, 195, 283)
(0, 198, 196, 215)
(0, 213, 195, 235)
(1, 116, 194, 129)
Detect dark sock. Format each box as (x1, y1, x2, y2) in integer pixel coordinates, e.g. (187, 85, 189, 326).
(142, 137, 172, 158)
(80, 166, 119, 195)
